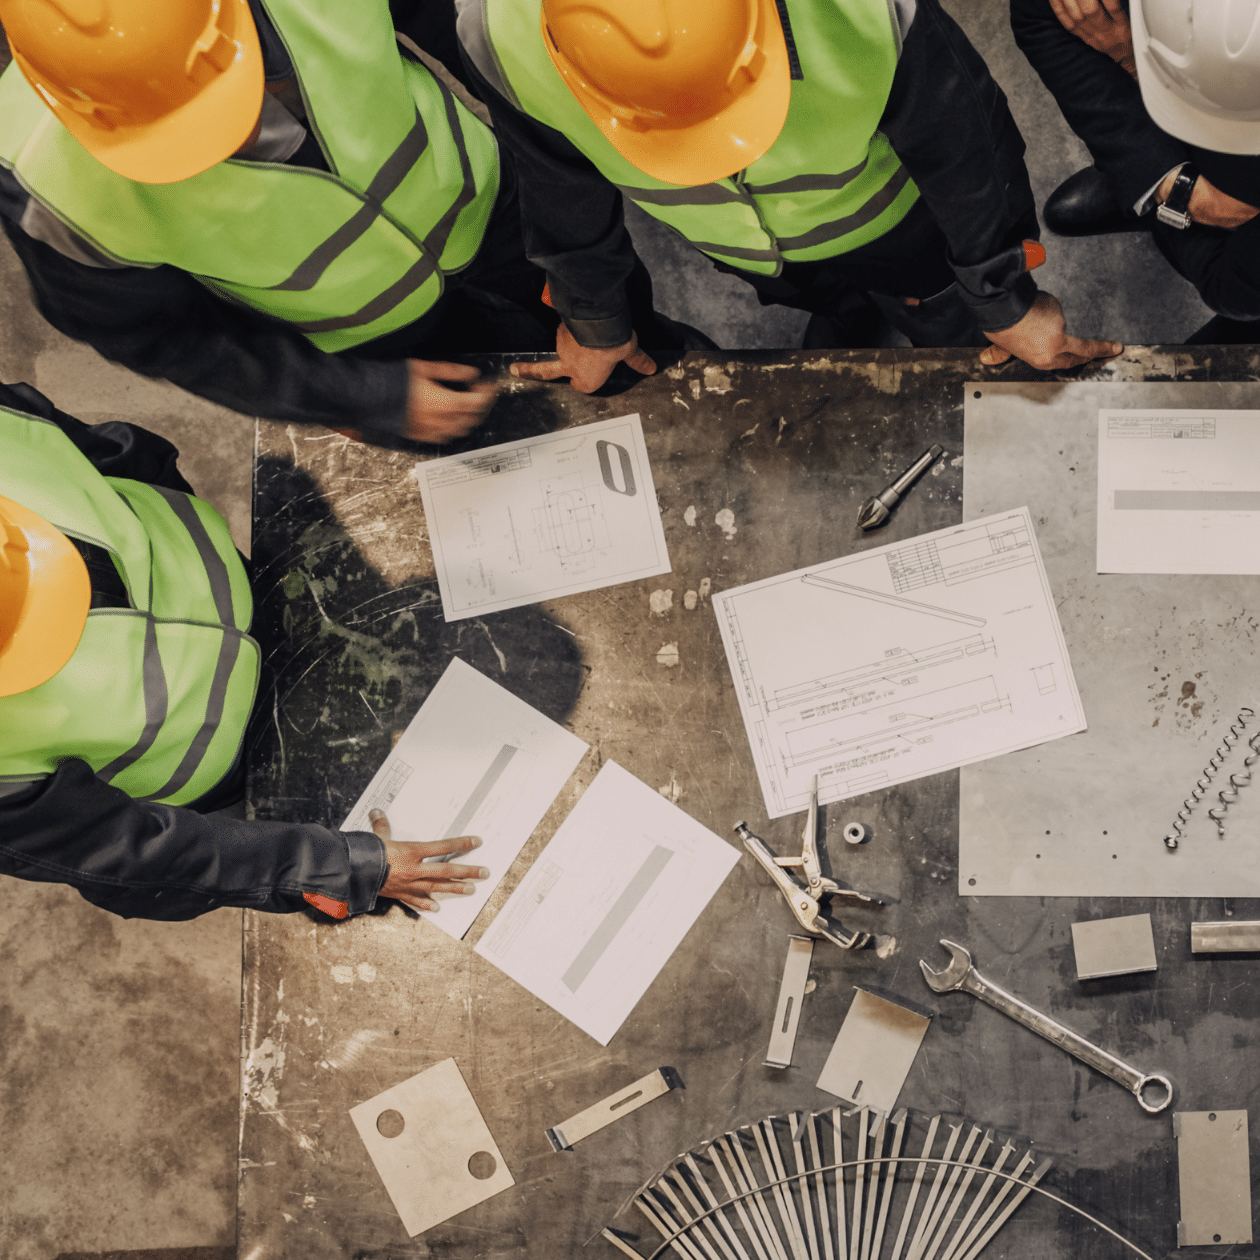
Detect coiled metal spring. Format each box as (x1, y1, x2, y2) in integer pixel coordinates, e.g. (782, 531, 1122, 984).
(1209, 724, 1260, 837)
(1164, 707, 1255, 850)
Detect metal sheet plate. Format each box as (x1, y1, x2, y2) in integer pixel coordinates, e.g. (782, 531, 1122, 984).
(349, 1058, 514, 1237)
(962, 381, 1260, 897)
(815, 988, 931, 1113)
(1175, 1109, 1252, 1246)
(1071, 913, 1157, 979)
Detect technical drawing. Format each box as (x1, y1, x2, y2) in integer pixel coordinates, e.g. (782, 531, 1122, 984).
(784, 676, 1011, 769)
(801, 573, 986, 626)
(767, 632, 995, 713)
(531, 472, 613, 572)
(888, 516, 1034, 593)
(418, 414, 671, 620)
(361, 759, 414, 818)
(713, 509, 1085, 818)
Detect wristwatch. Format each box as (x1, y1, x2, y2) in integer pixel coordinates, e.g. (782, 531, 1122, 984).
(1156, 164, 1199, 229)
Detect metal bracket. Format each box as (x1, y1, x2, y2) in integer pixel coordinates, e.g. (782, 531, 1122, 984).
(546, 1067, 684, 1152)
(764, 935, 814, 1068)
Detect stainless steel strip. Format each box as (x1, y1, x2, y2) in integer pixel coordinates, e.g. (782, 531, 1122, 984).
(887, 1115, 942, 1260)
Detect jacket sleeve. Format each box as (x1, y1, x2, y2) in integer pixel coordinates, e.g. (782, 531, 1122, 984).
(879, 0, 1040, 331)
(0, 216, 411, 442)
(0, 760, 388, 921)
(458, 46, 641, 348)
(1009, 0, 1188, 212)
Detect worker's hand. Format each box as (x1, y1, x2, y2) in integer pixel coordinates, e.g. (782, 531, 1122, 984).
(509, 323, 657, 393)
(979, 292, 1123, 371)
(1155, 170, 1260, 231)
(404, 360, 497, 443)
(370, 809, 489, 913)
(1048, 0, 1136, 76)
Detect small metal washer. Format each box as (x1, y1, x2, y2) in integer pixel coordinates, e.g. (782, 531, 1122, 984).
(843, 822, 868, 845)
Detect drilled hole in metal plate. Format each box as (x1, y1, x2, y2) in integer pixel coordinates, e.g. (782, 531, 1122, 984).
(968, 878, 977, 887)
(1209, 1112, 1217, 1121)
(377, 1109, 405, 1138)
(1214, 1235, 1222, 1243)
(468, 1150, 497, 1180)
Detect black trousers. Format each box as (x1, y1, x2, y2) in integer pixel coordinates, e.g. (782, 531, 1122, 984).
(1150, 218, 1260, 340)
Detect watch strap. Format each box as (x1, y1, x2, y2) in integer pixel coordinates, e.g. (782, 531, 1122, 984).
(1157, 164, 1198, 229)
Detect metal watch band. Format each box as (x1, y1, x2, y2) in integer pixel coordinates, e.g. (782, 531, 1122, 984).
(1156, 165, 1198, 230)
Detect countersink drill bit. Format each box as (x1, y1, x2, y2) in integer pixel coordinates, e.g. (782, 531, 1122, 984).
(857, 443, 944, 531)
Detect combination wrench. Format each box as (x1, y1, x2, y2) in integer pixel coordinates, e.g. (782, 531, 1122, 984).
(920, 939, 1173, 1114)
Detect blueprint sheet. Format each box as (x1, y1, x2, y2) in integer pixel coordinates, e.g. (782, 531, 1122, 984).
(713, 509, 1086, 820)
(342, 657, 587, 939)
(964, 381, 1260, 897)
(474, 761, 740, 1046)
(1097, 408, 1260, 574)
(416, 414, 671, 620)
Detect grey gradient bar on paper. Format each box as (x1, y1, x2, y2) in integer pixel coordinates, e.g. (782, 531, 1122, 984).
(442, 744, 519, 839)
(1115, 490, 1260, 511)
(562, 845, 674, 992)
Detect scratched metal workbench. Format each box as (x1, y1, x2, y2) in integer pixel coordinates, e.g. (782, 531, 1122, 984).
(240, 348, 1260, 1260)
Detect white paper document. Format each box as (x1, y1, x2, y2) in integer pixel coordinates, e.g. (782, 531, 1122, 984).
(416, 414, 671, 620)
(474, 761, 739, 1045)
(713, 509, 1086, 819)
(342, 657, 587, 939)
(1097, 408, 1260, 574)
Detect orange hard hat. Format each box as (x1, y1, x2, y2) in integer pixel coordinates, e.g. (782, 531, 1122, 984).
(541, 0, 791, 186)
(1, 0, 264, 184)
(0, 493, 91, 698)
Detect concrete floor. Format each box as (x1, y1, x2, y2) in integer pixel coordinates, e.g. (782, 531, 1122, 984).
(0, 4, 1227, 1257)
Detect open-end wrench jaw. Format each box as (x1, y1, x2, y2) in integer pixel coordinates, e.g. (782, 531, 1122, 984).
(918, 939, 973, 992)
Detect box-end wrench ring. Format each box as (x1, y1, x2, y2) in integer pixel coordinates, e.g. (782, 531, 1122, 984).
(920, 939, 1173, 1115)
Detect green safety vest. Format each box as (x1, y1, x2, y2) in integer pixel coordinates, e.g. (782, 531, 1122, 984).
(485, 0, 918, 276)
(0, 407, 260, 806)
(0, 0, 500, 353)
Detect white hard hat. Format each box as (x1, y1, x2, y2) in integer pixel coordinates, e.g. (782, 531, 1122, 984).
(1132, 0, 1260, 155)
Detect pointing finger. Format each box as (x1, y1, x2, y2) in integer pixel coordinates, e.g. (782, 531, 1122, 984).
(1065, 337, 1124, 363)
(625, 348, 658, 377)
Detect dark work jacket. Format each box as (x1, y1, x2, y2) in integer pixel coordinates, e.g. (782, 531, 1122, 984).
(456, 0, 1041, 343)
(0, 382, 387, 920)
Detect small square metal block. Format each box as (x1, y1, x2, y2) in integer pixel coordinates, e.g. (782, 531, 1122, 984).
(1071, 913, 1157, 980)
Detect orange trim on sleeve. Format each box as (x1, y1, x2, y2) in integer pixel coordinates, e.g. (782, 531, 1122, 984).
(303, 892, 349, 919)
(1023, 240, 1047, 271)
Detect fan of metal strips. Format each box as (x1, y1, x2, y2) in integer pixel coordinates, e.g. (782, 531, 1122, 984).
(599, 1107, 1154, 1260)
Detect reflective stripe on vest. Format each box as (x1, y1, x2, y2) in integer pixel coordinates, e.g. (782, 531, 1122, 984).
(486, 0, 917, 275)
(0, 408, 260, 805)
(0, 0, 500, 352)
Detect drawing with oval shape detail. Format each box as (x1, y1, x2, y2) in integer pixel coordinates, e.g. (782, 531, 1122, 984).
(417, 415, 671, 620)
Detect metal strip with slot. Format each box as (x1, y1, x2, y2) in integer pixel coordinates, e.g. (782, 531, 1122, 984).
(545, 1067, 684, 1151)
(766, 936, 815, 1068)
